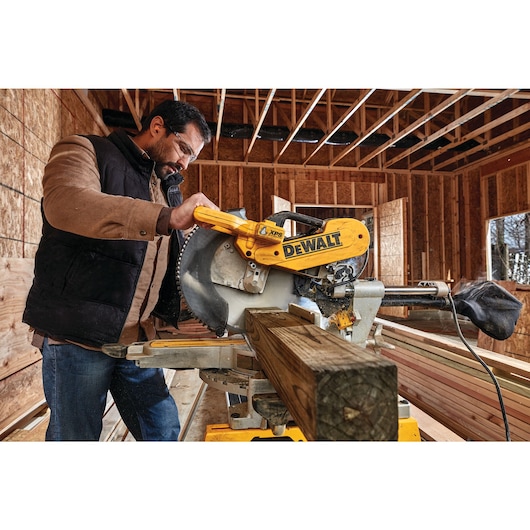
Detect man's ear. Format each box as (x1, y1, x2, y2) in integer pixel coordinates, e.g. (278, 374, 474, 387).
(150, 115, 165, 137)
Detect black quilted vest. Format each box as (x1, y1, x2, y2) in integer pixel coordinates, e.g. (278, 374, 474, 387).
(23, 130, 183, 348)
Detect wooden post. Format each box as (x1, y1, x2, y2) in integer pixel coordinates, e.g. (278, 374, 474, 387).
(244, 308, 398, 441)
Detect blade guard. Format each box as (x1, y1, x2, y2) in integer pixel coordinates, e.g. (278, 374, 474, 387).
(177, 227, 232, 337)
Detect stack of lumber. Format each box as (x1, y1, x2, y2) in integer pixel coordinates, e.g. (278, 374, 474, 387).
(374, 316, 530, 441)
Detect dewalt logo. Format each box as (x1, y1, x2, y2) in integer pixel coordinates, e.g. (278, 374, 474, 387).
(283, 232, 342, 258)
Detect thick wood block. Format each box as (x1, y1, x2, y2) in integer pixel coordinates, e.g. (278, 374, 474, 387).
(245, 308, 398, 441)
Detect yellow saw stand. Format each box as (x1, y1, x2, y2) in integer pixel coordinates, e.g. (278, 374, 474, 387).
(203, 397, 420, 442)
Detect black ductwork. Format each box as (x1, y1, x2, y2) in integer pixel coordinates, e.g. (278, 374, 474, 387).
(219, 123, 254, 139)
(293, 128, 324, 143)
(393, 136, 422, 148)
(101, 108, 478, 153)
(257, 125, 290, 141)
(360, 133, 391, 147)
(328, 131, 358, 145)
(102, 109, 137, 129)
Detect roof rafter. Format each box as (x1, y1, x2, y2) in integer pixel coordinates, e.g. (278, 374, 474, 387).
(385, 88, 520, 169)
(330, 89, 424, 167)
(274, 89, 326, 163)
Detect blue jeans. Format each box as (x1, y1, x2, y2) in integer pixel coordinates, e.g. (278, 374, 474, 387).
(41, 338, 180, 441)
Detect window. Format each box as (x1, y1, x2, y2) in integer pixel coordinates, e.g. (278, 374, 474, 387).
(488, 212, 530, 284)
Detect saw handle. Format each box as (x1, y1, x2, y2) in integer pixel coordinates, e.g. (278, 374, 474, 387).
(193, 206, 285, 244)
(193, 206, 248, 234)
(268, 211, 325, 230)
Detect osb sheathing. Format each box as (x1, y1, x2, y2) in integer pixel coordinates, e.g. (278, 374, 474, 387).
(0, 89, 106, 259)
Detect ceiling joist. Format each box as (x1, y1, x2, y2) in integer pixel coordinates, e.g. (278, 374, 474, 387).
(90, 88, 530, 174)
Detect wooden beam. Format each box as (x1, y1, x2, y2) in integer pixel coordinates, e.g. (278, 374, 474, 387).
(385, 88, 520, 168)
(74, 90, 110, 135)
(414, 100, 530, 171)
(357, 89, 473, 168)
(120, 89, 142, 131)
(331, 89, 424, 167)
(274, 89, 326, 163)
(244, 308, 398, 441)
(245, 89, 276, 161)
(303, 89, 376, 165)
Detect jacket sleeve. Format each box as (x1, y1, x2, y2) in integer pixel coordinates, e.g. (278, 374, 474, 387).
(42, 135, 165, 241)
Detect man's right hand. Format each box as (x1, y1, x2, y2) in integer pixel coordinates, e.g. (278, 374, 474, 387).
(169, 192, 219, 231)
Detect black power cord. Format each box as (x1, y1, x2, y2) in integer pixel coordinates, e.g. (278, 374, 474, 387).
(448, 292, 511, 442)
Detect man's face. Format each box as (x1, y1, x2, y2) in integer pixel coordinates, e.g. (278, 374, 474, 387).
(148, 122, 204, 179)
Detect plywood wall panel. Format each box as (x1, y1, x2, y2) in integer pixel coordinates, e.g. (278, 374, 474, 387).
(393, 172, 410, 200)
(24, 128, 51, 170)
(181, 166, 200, 198)
(242, 167, 261, 221)
(498, 168, 519, 216)
(318, 180, 335, 204)
(355, 182, 374, 205)
(0, 360, 44, 437)
(262, 168, 275, 218)
(23, 90, 59, 150)
(410, 174, 426, 282)
(221, 166, 240, 210)
(23, 198, 42, 251)
(336, 181, 352, 205)
(443, 176, 457, 282)
(0, 258, 40, 381)
(0, 239, 22, 258)
(218, 137, 244, 162)
(485, 175, 497, 219)
(0, 106, 23, 147)
(0, 187, 23, 241)
(377, 197, 408, 317)
(294, 179, 316, 204)
(248, 139, 275, 162)
(427, 175, 443, 280)
(201, 165, 220, 206)
(277, 179, 290, 203)
(0, 89, 23, 117)
(24, 150, 44, 200)
(516, 165, 528, 212)
(0, 133, 24, 190)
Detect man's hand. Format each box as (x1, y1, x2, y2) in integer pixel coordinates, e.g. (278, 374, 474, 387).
(169, 192, 219, 230)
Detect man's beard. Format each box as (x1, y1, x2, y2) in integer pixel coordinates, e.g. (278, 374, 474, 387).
(146, 138, 180, 179)
(154, 162, 180, 180)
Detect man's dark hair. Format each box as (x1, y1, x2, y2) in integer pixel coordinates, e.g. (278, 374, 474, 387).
(142, 99, 212, 144)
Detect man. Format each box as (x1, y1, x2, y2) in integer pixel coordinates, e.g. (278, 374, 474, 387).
(23, 99, 218, 441)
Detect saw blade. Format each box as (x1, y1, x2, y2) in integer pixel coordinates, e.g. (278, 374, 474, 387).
(177, 227, 303, 336)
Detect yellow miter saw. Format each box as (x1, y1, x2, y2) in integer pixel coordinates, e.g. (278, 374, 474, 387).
(110, 207, 522, 441)
(177, 206, 522, 344)
(177, 207, 376, 343)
